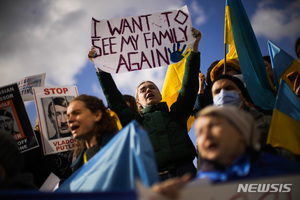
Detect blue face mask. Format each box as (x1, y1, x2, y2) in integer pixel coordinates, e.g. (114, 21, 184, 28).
(213, 89, 242, 107)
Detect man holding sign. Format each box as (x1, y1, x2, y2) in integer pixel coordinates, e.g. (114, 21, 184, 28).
(89, 13, 202, 182)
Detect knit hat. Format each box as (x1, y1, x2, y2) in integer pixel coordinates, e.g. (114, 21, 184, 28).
(210, 58, 241, 82)
(0, 133, 24, 178)
(212, 74, 247, 98)
(196, 106, 261, 150)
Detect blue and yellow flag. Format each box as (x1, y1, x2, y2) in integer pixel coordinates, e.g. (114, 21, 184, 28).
(107, 109, 122, 130)
(268, 40, 300, 90)
(267, 80, 300, 155)
(57, 120, 158, 192)
(225, 0, 276, 110)
(161, 51, 195, 131)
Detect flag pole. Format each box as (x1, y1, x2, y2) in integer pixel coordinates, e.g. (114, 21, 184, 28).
(224, 43, 227, 74)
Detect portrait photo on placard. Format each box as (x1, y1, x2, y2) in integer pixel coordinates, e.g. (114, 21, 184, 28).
(41, 96, 74, 140)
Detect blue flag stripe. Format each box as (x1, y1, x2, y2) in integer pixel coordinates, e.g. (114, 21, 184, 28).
(268, 40, 295, 88)
(275, 80, 300, 123)
(228, 0, 276, 110)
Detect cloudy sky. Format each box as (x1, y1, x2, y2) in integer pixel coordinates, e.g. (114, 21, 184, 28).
(1, 0, 299, 160)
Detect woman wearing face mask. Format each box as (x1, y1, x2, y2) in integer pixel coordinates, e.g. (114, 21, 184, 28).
(211, 74, 271, 151)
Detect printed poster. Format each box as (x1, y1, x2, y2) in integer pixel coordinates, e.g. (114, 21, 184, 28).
(91, 5, 195, 73)
(0, 83, 38, 152)
(33, 86, 78, 155)
(18, 73, 46, 101)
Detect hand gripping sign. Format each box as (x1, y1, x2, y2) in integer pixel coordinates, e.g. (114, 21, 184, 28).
(91, 5, 195, 73)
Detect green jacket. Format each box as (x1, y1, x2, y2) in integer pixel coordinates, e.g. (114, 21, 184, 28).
(97, 52, 200, 172)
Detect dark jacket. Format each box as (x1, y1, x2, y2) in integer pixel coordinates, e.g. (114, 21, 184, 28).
(97, 52, 200, 172)
(22, 131, 72, 188)
(193, 85, 213, 115)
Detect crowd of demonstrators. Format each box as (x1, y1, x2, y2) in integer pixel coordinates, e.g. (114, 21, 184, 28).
(88, 28, 202, 182)
(67, 95, 119, 172)
(152, 106, 300, 199)
(0, 10, 299, 194)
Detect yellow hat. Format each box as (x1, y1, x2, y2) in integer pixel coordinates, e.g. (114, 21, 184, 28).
(210, 59, 241, 82)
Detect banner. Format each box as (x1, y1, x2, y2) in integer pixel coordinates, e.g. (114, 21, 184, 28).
(91, 5, 194, 73)
(0, 83, 38, 152)
(17, 73, 46, 101)
(33, 86, 78, 155)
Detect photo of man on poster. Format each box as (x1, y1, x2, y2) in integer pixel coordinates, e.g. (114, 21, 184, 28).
(0, 109, 20, 136)
(44, 97, 73, 140)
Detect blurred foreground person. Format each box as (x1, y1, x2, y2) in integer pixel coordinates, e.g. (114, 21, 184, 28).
(152, 106, 300, 199)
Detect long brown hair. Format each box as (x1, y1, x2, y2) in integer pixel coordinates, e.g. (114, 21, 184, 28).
(71, 95, 119, 157)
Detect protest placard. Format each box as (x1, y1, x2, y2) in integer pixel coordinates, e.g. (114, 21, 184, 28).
(17, 73, 46, 101)
(0, 83, 38, 152)
(91, 5, 194, 73)
(33, 86, 78, 155)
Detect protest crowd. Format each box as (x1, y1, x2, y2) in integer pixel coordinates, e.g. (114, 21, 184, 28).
(1, 1, 300, 200)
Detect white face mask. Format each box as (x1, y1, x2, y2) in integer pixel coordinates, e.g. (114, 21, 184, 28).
(213, 89, 242, 107)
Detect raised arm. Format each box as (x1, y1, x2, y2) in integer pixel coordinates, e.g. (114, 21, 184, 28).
(88, 48, 141, 126)
(170, 28, 202, 121)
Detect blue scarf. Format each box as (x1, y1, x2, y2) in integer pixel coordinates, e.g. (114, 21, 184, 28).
(197, 154, 251, 183)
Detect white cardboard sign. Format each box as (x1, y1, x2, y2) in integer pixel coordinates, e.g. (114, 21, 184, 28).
(91, 5, 194, 73)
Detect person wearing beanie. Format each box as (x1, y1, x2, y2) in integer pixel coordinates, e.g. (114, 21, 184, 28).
(194, 106, 300, 182)
(211, 74, 272, 149)
(193, 59, 242, 115)
(210, 58, 241, 83)
(0, 133, 37, 190)
(151, 106, 300, 199)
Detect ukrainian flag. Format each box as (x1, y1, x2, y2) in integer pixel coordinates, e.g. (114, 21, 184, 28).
(161, 51, 195, 131)
(267, 80, 300, 155)
(57, 120, 158, 192)
(225, 0, 276, 110)
(268, 40, 300, 90)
